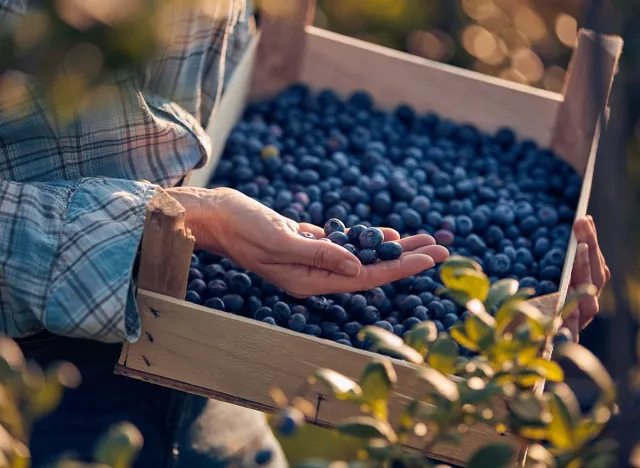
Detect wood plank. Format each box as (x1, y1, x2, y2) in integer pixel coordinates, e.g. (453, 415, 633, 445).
(299, 27, 562, 145)
(117, 188, 194, 366)
(184, 33, 261, 188)
(118, 290, 526, 465)
(250, 0, 316, 100)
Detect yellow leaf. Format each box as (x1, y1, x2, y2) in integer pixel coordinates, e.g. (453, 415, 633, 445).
(449, 325, 479, 352)
(547, 393, 576, 451)
(518, 426, 547, 440)
(529, 359, 564, 382)
(440, 267, 490, 302)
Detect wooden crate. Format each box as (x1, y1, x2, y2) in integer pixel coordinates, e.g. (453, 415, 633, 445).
(115, 3, 623, 466)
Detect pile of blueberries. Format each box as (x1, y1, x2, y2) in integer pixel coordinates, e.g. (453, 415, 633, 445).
(185, 84, 580, 350)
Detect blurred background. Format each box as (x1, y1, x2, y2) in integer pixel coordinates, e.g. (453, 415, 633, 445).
(312, 0, 640, 368)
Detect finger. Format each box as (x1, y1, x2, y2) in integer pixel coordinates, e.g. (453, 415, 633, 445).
(297, 224, 400, 242)
(587, 215, 611, 288)
(397, 234, 437, 252)
(563, 311, 580, 343)
(279, 254, 437, 296)
(571, 243, 599, 329)
(282, 235, 362, 277)
(575, 217, 607, 292)
(405, 244, 450, 263)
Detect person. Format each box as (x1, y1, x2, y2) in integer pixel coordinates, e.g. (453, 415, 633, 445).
(0, 0, 609, 467)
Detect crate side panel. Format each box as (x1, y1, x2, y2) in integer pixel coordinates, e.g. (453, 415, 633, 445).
(184, 33, 260, 189)
(300, 27, 562, 145)
(126, 290, 518, 464)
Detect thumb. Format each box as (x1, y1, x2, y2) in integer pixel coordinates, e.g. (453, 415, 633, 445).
(285, 237, 362, 277)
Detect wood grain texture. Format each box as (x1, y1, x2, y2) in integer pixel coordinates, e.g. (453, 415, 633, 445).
(117, 188, 194, 366)
(250, 0, 316, 100)
(184, 33, 260, 188)
(551, 30, 624, 175)
(118, 289, 519, 465)
(299, 27, 562, 144)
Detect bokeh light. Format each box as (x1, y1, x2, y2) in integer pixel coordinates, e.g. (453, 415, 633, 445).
(511, 47, 544, 83)
(555, 13, 578, 48)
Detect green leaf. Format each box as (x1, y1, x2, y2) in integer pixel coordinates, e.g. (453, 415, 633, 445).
(528, 358, 564, 382)
(554, 343, 616, 406)
(403, 321, 438, 356)
(312, 369, 362, 401)
(360, 326, 424, 364)
(448, 324, 479, 352)
(559, 284, 599, 320)
(484, 279, 519, 310)
(338, 416, 397, 443)
(426, 337, 459, 375)
(512, 287, 536, 301)
(417, 367, 460, 402)
(495, 300, 547, 337)
(547, 386, 577, 451)
(93, 422, 144, 468)
(360, 361, 395, 420)
(440, 267, 490, 302)
(467, 444, 515, 468)
(509, 394, 546, 424)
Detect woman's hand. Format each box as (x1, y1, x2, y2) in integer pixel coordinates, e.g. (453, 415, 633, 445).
(167, 187, 449, 297)
(563, 215, 611, 341)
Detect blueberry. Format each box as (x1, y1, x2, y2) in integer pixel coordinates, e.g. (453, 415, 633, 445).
(538, 280, 558, 295)
(533, 238, 551, 258)
(327, 231, 349, 246)
(262, 317, 277, 326)
(191, 253, 200, 266)
(343, 321, 363, 336)
(254, 306, 274, 321)
(466, 234, 487, 255)
(341, 244, 357, 256)
(434, 230, 455, 246)
(323, 218, 345, 236)
(303, 324, 322, 337)
(358, 248, 378, 265)
(273, 302, 292, 324)
(255, 449, 274, 466)
(203, 264, 226, 281)
(402, 317, 421, 331)
(188, 279, 207, 296)
(540, 266, 562, 282)
(362, 306, 381, 325)
(393, 324, 406, 337)
(492, 205, 515, 227)
(519, 215, 540, 235)
(374, 321, 394, 333)
(207, 279, 228, 297)
(326, 305, 349, 324)
(553, 327, 574, 345)
(410, 195, 431, 215)
(413, 306, 429, 321)
(228, 273, 252, 295)
(470, 210, 490, 231)
(188, 267, 204, 282)
(485, 225, 505, 246)
(320, 321, 341, 337)
(503, 246, 517, 261)
(520, 277, 539, 290)
(401, 295, 423, 313)
(543, 248, 566, 267)
(376, 241, 403, 261)
(427, 301, 446, 320)
(441, 299, 457, 316)
(346, 224, 366, 246)
(288, 313, 307, 332)
(185, 291, 202, 305)
(456, 215, 474, 236)
(419, 292, 435, 305)
(359, 227, 384, 249)
(426, 211, 444, 227)
(307, 296, 329, 313)
(335, 338, 353, 347)
(538, 206, 559, 227)
(488, 253, 512, 276)
(433, 320, 445, 332)
(204, 297, 225, 311)
(402, 208, 423, 229)
(442, 313, 458, 329)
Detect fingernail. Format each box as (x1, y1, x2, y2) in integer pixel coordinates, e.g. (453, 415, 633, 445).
(340, 260, 360, 276)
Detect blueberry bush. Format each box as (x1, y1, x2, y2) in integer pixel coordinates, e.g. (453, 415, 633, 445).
(269, 255, 616, 468)
(188, 84, 580, 352)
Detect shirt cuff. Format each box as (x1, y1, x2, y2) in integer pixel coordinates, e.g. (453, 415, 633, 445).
(44, 178, 157, 343)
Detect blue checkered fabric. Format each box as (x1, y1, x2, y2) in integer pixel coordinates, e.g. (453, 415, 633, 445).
(0, 0, 253, 343)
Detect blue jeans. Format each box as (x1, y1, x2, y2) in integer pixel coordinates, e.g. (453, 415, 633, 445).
(18, 332, 285, 468)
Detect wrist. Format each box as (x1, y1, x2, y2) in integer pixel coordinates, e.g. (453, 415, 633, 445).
(165, 186, 223, 253)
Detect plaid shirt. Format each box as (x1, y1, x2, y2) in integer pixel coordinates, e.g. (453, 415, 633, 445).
(0, 0, 253, 343)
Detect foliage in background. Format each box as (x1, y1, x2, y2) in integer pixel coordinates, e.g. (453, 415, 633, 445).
(0, 336, 143, 467)
(270, 256, 619, 468)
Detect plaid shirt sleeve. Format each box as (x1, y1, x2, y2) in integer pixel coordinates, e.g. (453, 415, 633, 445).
(0, 0, 254, 343)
